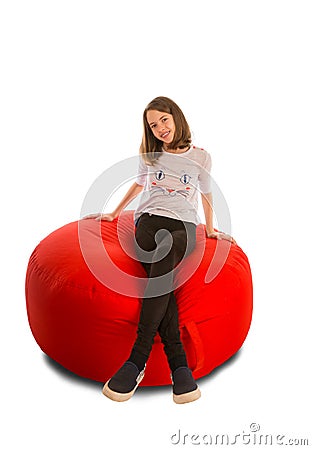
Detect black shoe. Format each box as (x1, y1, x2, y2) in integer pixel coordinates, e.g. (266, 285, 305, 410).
(102, 361, 145, 402)
(171, 367, 201, 404)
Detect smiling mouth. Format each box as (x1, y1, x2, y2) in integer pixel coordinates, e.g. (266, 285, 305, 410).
(161, 131, 170, 139)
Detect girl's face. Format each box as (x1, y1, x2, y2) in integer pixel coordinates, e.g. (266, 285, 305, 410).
(146, 109, 176, 148)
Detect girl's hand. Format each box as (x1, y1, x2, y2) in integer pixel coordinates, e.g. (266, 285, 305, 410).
(82, 213, 116, 222)
(206, 230, 236, 244)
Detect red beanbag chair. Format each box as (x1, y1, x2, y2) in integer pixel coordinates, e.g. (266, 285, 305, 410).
(25, 210, 252, 386)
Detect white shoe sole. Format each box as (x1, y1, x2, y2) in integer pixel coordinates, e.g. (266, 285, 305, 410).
(173, 387, 201, 404)
(102, 370, 145, 402)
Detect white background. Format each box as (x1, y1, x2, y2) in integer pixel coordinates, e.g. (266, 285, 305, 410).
(1, 0, 312, 448)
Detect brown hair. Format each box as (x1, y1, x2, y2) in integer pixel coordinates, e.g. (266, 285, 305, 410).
(139, 96, 192, 165)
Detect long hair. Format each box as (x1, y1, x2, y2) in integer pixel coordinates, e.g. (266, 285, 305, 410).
(139, 97, 192, 165)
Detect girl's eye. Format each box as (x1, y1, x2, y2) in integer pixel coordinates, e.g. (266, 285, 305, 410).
(155, 170, 165, 181)
(180, 174, 191, 184)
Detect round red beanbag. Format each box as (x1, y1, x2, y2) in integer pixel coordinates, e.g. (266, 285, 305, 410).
(25, 210, 252, 386)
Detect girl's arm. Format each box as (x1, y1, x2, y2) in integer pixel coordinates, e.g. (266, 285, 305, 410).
(201, 192, 236, 243)
(83, 182, 144, 221)
(201, 192, 214, 235)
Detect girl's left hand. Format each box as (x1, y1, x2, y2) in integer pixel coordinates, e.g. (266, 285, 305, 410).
(206, 230, 236, 244)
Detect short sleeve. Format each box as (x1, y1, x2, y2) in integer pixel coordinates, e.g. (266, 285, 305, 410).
(135, 156, 147, 186)
(198, 151, 212, 194)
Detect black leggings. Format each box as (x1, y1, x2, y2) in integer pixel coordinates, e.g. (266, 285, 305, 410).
(129, 213, 197, 372)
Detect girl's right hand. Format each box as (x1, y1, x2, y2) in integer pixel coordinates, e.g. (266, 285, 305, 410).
(82, 213, 116, 221)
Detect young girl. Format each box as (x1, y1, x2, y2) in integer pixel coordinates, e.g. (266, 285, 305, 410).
(85, 97, 234, 403)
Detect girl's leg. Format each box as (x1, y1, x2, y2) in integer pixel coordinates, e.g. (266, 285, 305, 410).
(129, 225, 178, 369)
(102, 215, 198, 401)
(157, 223, 197, 372)
(129, 219, 197, 370)
(157, 291, 188, 372)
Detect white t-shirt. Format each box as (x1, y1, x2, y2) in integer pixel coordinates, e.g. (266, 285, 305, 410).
(134, 145, 212, 225)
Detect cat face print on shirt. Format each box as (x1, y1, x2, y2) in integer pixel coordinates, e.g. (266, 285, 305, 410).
(150, 168, 194, 199)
